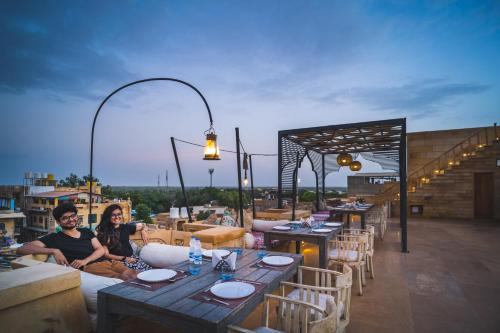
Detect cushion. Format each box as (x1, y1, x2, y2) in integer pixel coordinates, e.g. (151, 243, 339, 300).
(244, 232, 255, 249)
(329, 249, 359, 262)
(193, 226, 245, 245)
(251, 231, 281, 249)
(140, 243, 190, 267)
(287, 288, 344, 322)
(252, 219, 289, 232)
(80, 271, 123, 313)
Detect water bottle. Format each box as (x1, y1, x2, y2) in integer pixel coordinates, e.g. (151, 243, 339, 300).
(189, 236, 195, 263)
(194, 238, 202, 265)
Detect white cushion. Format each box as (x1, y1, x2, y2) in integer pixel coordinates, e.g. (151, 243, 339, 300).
(80, 271, 123, 313)
(139, 243, 189, 267)
(252, 219, 290, 232)
(287, 289, 343, 322)
(244, 232, 255, 249)
(170, 207, 180, 218)
(329, 249, 359, 262)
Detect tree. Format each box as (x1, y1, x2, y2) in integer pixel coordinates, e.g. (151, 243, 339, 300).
(59, 173, 82, 187)
(135, 203, 152, 223)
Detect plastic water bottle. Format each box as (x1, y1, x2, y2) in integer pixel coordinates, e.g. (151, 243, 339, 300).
(189, 236, 195, 263)
(194, 238, 202, 265)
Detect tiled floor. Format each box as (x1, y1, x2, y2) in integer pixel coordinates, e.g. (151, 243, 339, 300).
(346, 218, 500, 333)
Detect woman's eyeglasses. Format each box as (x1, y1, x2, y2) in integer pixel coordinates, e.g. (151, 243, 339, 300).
(111, 214, 123, 219)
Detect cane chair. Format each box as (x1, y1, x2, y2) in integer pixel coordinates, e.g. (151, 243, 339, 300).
(328, 234, 367, 295)
(227, 294, 337, 333)
(279, 264, 352, 333)
(366, 205, 387, 240)
(343, 226, 375, 279)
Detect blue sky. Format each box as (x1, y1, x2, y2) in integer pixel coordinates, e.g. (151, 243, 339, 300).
(1, 0, 499, 187)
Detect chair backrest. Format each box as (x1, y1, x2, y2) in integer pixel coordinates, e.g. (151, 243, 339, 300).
(130, 229, 172, 246)
(264, 294, 334, 333)
(170, 230, 192, 246)
(331, 236, 367, 262)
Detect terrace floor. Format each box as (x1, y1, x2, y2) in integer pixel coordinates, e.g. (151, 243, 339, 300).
(325, 218, 500, 333)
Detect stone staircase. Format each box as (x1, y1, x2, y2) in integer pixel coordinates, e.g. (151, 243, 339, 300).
(374, 125, 499, 218)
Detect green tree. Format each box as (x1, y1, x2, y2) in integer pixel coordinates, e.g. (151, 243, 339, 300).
(135, 203, 152, 223)
(59, 173, 82, 187)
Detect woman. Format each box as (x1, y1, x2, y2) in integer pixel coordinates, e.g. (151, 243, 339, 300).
(96, 204, 151, 271)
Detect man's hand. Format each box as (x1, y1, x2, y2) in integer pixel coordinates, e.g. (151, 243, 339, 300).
(124, 257, 138, 264)
(70, 258, 89, 269)
(141, 229, 149, 245)
(52, 249, 69, 266)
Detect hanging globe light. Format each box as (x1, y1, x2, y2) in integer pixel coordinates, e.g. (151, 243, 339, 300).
(349, 160, 362, 171)
(203, 127, 220, 160)
(337, 153, 353, 166)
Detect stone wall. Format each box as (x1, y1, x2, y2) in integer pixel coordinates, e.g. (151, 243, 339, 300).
(408, 142, 500, 220)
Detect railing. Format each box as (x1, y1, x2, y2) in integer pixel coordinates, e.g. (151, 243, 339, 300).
(375, 125, 497, 202)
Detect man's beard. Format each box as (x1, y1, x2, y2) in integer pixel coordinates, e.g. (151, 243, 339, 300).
(60, 224, 76, 230)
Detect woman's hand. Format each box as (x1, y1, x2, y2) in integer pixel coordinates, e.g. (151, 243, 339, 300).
(124, 257, 137, 264)
(70, 258, 89, 269)
(141, 229, 149, 245)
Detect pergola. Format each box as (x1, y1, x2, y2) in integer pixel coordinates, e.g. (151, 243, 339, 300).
(277, 118, 408, 252)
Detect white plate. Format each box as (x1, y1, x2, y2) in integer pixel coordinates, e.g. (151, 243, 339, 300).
(210, 281, 255, 299)
(273, 226, 291, 231)
(324, 222, 342, 227)
(137, 269, 177, 282)
(202, 249, 231, 258)
(312, 228, 332, 233)
(289, 221, 302, 225)
(262, 256, 294, 266)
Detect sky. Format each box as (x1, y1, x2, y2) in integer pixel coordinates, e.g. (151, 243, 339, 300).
(1, 0, 499, 187)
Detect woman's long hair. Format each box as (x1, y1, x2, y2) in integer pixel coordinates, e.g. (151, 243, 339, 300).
(96, 204, 123, 252)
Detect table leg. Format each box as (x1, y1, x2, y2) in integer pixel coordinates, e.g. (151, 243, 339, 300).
(319, 240, 327, 269)
(97, 295, 119, 333)
(295, 241, 301, 254)
(264, 232, 271, 249)
(361, 214, 366, 229)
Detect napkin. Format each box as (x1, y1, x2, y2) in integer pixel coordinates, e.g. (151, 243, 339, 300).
(303, 216, 315, 227)
(212, 251, 237, 271)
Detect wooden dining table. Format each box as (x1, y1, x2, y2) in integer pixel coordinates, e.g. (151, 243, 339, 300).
(328, 204, 374, 229)
(263, 223, 343, 269)
(97, 249, 303, 333)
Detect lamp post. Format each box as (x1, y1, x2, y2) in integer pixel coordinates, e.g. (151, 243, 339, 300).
(88, 77, 218, 229)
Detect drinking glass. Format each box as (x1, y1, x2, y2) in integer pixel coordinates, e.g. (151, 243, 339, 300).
(257, 245, 267, 259)
(234, 247, 243, 256)
(220, 265, 234, 281)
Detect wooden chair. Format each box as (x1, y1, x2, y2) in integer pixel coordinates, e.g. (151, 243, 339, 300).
(366, 204, 387, 240)
(279, 264, 352, 333)
(328, 234, 367, 295)
(343, 227, 375, 279)
(228, 293, 337, 333)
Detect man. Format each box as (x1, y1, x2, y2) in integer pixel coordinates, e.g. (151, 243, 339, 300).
(17, 202, 136, 281)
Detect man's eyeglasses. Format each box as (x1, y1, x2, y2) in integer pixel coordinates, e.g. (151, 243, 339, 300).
(111, 214, 123, 219)
(60, 213, 78, 223)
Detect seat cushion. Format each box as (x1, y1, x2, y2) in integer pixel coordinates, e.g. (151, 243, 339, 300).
(193, 226, 245, 245)
(254, 327, 284, 333)
(140, 243, 190, 267)
(252, 219, 290, 232)
(329, 249, 359, 262)
(80, 271, 123, 313)
(287, 289, 345, 321)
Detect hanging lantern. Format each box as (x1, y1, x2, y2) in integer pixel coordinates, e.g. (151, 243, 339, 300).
(337, 153, 353, 166)
(349, 160, 362, 171)
(203, 128, 220, 160)
(243, 170, 249, 186)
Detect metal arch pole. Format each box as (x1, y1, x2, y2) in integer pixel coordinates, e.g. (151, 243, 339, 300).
(235, 128, 244, 227)
(249, 154, 256, 219)
(400, 120, 408, 252)
(171, 137, 192, 223)
(89, 78, 213, 229)
(322, 154, 326, 201)
(291, 151, 300, 221)
(277, 133, 283, 209)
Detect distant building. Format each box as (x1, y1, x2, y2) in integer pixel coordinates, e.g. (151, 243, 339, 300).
(0, 211, 25, 243)
(347, 172, 399, 197)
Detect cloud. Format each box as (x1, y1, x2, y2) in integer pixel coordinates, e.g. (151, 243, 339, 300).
(320, 80, 489, 118)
